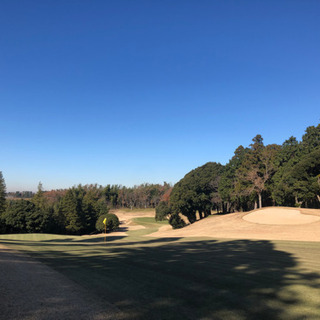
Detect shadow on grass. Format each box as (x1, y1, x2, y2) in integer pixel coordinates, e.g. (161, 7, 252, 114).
(41, 235, 129, 243)
(0, 236, 183, 249)
(11, 238, 320, 320)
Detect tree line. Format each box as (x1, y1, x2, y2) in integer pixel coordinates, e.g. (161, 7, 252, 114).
(158, 123, 320, 228)
(6, 191, 34, 199)
(1, 123, 319, 233)
(0, 179, 172, 235)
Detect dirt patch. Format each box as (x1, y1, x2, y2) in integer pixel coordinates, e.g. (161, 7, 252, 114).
(112, 209, 155, 222)
(0, 244, 124, 320)
(150, 207, 320, 242)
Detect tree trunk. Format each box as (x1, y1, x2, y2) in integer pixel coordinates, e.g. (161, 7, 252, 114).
(190, 211, 197, 223)
(254, 201, 257, 210)
(258, 193, 262, 208)
(295, 195, 301, 207)
(221, 202, 224, 214)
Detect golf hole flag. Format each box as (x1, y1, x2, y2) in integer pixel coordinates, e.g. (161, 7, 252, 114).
(103, 218, 107, 225)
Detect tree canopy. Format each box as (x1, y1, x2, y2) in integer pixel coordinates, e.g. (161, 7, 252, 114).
(170, 162, 224, 223)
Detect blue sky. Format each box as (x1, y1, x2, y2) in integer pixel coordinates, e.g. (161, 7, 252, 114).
(1, 0, 319, 191)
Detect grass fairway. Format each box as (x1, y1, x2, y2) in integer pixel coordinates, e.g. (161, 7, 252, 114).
(1, 219, 320, 320)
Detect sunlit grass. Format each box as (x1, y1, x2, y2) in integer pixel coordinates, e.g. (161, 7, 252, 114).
(1, 220, 320, 320)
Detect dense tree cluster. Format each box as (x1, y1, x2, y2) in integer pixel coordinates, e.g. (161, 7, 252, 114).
(170, 162, 224, 223)
(114, 183, 172, 209)
(0, 181, 172, 235)
(165, 123, 320, 227)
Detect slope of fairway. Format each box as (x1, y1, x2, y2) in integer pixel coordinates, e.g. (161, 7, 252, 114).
(0, 243, 123, 320)
(150, 207, 320, 241)
(2, 208, 320, 319)
(2, 230, 320, 320)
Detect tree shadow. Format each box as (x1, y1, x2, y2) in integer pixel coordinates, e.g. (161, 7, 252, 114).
(0, 237, 184, 251)
(18, 238, 320, 320)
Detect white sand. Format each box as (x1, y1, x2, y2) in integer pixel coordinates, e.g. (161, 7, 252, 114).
(243, 207, 320, 225)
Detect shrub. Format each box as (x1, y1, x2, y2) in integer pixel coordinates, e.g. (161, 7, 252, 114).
(155, 201, 171, 221)
(96, 213, 119, 232)
(169, 213, 186, 229)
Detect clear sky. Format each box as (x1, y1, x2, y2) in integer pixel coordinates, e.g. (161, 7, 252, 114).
(1, 0, 319, 192)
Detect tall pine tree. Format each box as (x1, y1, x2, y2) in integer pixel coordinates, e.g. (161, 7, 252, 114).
(32, 182, 46, 209)
(0, 171, 6, 215)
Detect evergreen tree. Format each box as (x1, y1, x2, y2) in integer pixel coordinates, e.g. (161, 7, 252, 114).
(169, 213, 186, 229)
(301, 124, 320, 153)
(155, 201, 171, 221)
(218, 146, 249, 212)
(3, 200, 34, 233)
(32, 181, 46, 209)
(0, 171, 6, 215)
(170, 162, 224, 223)
(0, 172, 6, 233)
(82, 187, 101, 233)
(59, 188, 84, 234)
(235, 136, 280, 208)
(281, 148, 320, 208)
(271, 137, 301, 205)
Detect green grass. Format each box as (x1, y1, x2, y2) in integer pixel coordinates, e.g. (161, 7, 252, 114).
(1, 221, 320, 320)
(129, 217, 169, 236)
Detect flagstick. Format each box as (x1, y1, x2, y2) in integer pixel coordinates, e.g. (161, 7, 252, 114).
(104, 224, 106, 242)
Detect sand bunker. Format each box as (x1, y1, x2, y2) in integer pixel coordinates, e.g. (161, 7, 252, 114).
(243, 208, 320, 225)
(150, 207, 320, 242)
